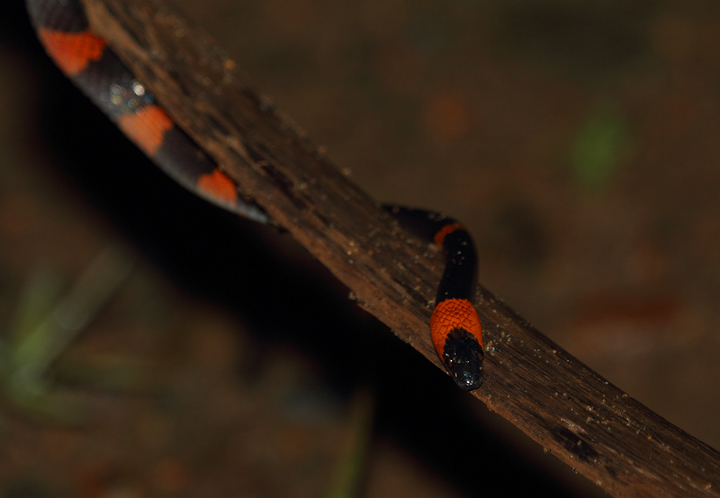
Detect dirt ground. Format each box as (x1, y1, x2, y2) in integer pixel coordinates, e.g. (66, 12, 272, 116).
(1, 0, 719, 496)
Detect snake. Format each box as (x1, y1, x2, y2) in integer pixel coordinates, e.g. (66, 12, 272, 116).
(26, 0, 485, 390)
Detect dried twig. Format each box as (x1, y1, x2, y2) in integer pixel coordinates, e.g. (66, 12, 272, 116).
(74, 0, 720, 495)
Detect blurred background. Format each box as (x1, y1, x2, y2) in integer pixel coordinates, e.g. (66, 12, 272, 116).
(0, 0, 718, 496)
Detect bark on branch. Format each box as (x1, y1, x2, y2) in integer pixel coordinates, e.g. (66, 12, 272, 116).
(77, 0, 720, 495)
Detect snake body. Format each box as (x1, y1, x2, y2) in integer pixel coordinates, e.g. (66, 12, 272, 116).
(26, 0, 484, 390)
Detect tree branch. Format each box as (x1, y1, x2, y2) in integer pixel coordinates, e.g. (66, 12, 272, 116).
(77, 0, 720, 495)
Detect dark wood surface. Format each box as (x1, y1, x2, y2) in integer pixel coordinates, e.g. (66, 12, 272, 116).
(80, 0, 720, 495)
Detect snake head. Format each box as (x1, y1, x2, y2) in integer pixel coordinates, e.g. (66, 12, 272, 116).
(443, 328, 484, 390)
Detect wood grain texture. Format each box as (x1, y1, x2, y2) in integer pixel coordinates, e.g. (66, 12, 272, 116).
(76, 0, 720, 495)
